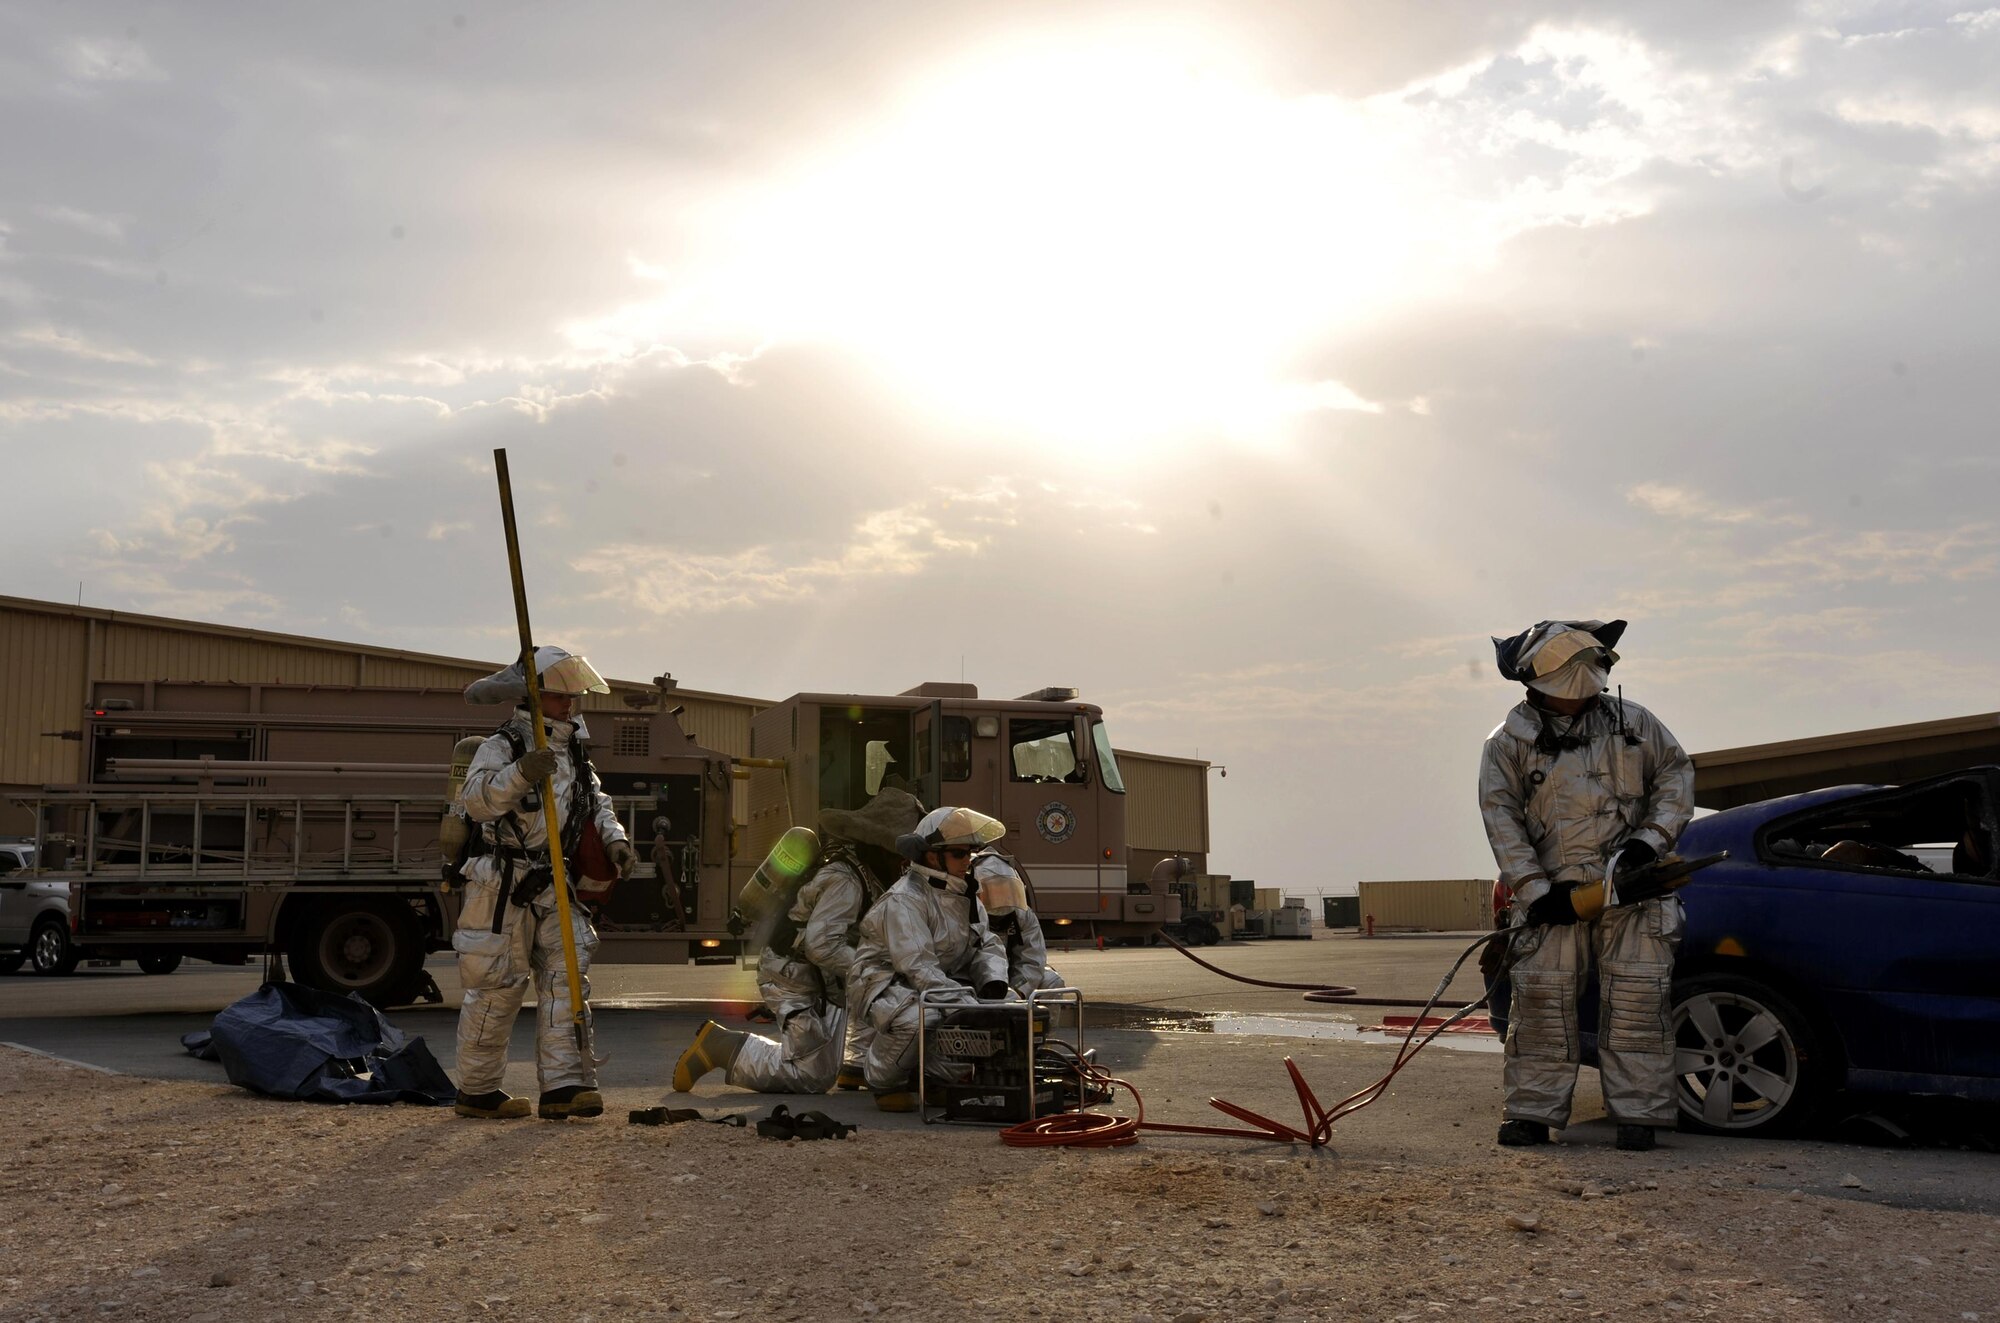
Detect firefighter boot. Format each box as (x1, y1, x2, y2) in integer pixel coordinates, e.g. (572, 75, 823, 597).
(1615, 1124, 1658, 1152)
(1497, 1119, 1550, 1147)
(538, 1085, 605, 1120)
(835, 1061, 866, 1091)
(873, 1087, 920, 1113)
(673, 1020, 746, 1092)
(455, 1090, 531, 1120)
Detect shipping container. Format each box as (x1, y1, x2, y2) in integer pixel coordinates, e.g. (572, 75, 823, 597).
(1354, 879, 1491, 933)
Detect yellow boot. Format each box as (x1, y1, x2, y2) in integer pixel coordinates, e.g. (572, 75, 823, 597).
(673, 1020, 746, 1092)
(454, 1090, 531, 1120)
(873, 1088, 920, 1113)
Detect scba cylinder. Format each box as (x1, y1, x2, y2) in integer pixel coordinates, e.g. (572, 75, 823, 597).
(735, 826, 820, 925)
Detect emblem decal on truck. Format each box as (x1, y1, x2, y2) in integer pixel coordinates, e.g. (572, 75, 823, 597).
(1036, 801, 1075, 844)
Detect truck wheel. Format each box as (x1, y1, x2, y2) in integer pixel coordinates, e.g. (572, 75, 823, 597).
(1192, 918, 1221, 947)
(30, 917, 80, 976)
(287, 898, 424, 1007)
(137, 953, 184, 975)
(0, 950, 26, 975)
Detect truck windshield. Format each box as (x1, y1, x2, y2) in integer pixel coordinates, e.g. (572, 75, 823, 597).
(1091, 722, 1125, 794)
(1010, 719, 1085, 783)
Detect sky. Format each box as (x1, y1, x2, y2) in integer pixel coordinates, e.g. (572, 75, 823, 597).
(3, 2, 1996, 894)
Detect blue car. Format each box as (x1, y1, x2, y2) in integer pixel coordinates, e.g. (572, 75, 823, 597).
(1491, 767, 2000, 1137)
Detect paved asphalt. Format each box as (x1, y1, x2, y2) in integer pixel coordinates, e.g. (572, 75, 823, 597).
(0, 930, 1495, 1096)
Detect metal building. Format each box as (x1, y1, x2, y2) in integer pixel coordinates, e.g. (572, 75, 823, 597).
(0, 596, 1213, 882)
(1118, 748, 1211, 880)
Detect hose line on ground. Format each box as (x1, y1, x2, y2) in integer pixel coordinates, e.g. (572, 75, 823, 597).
(1003, 928, 1522, 1148)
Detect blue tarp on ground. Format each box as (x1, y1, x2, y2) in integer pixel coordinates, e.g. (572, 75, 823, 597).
(184, 981, 454, 1105)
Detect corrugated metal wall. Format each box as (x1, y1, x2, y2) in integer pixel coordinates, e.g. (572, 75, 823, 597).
(0, 606, 89, 785)
(1117, 751, 1209, 852)
(1354, 879, 1492, 932)
(677, 697, 755, 758)
(96, 622, 375, 686)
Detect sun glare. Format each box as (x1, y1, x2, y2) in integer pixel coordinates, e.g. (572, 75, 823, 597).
(628, 31, 1470, 453)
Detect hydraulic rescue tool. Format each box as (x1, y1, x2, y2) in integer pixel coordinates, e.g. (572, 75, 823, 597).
(1537, 848, 1726, 922)
(492, 447, 597, 1070)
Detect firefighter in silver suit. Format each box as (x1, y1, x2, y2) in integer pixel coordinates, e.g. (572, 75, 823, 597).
(847, 807, 1012, 1112)
(671, 789, 923, 1094)
(1480, 620, 1694, 1151)
(452, 647, 635, 1121)
(972, 851, 1066, 997)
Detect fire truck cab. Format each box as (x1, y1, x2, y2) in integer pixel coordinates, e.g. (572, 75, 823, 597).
(745, 683, 1176, 940)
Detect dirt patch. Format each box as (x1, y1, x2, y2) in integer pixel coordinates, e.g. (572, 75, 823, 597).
(2, 1047, 1997, 1322)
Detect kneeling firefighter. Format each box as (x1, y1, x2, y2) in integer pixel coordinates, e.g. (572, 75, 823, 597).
(972, 850, 1066, 997)
(451, 647, 636, 1120)
(672, 788, 924, 1094)
(846, 807, 1012, 1112)
(1480, 619, 1694, 1151)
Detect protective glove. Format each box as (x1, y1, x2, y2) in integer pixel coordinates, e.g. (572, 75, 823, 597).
(1614, 839, 1659, 880)
(977, 981, 1010, 1002)
(1524, 883, 1579, 927)
(606, 838, 638, 879)
(515, 747, 558, 784)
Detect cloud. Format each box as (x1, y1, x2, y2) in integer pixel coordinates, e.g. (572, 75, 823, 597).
(575, 488, 1009, 616)
(1625, 482, 1805, 527)
(59, 37, 167, 85)
(34, 205, 128, 240)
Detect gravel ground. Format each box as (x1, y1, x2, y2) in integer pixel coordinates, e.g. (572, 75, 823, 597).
(4, 1044, 1998, 1322)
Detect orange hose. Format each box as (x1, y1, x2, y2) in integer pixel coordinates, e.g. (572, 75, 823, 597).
(999, 1074, 1144, 1148)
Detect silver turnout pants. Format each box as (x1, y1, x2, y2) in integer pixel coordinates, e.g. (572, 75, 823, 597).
(1504, 895, 1683, 1128)
(452, 875, 599, 1097)
(730, 954, 844, 1093)
(859, 984, 977, 1093)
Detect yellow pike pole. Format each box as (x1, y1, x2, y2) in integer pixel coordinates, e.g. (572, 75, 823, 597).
(492, 448, 593, 1062)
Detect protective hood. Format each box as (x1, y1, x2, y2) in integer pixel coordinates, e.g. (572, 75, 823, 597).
(463, 646, 611, 705)
(1491, 620, 1626, 685)
(818, 788, 926, 852)
(972, 852, 1029, 916)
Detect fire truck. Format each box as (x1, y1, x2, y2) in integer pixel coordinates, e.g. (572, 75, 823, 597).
(14, 676, 1175, 1003)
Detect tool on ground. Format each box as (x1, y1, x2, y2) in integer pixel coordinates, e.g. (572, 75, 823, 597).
(492, 447, 594, 1068)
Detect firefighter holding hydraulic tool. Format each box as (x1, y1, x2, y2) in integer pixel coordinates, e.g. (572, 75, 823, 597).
(451, 647, 636, 1121)
(1479, 619, 1695, 1151)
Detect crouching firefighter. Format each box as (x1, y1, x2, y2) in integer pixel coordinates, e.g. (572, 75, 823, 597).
(1480, 619, 1695, 1151)
(972, 850, 1066, 997)
(451, 647, 636, 1120)
(845, 807, 1012, 1112)
(672, 788, 924, 1095)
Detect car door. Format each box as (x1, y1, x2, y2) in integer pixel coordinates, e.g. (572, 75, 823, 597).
(1756, 770, 2000, 1083)
(0, 848, 24, 945)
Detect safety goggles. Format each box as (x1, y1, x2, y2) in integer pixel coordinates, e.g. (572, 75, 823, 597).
(938, 847, 975, 861)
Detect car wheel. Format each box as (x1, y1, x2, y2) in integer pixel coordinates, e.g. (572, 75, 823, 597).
(137, 953, 183, 975)
(286, 897, 423, 1007)
(0, 950, 26, 975)
(29, 917, 80, 976)
(1671, 973, 1826, 1136)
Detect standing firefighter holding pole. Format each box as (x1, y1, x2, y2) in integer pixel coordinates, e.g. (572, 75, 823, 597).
(448, 449, 637, 1121)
